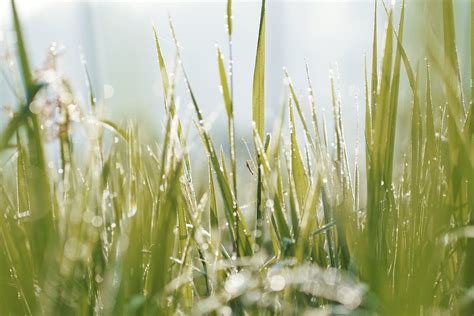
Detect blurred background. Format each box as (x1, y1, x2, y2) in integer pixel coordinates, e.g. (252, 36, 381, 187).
(0, 0, 471, 163)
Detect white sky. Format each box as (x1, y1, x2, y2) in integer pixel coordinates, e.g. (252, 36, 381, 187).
(0, 0, 375, 28)
(3, 0, 374, 16)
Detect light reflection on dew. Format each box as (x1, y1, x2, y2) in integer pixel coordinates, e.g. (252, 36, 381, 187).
(269, 275, 286, 291)
(224, 273, 246, 295)
(128, 204, 137, 218)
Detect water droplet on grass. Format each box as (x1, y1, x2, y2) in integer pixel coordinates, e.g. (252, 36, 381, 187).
(91, 216, 103, 227)
(128, 204, 137, 218)
(269, 275, 286, 291)
(265, 199, 274, 208)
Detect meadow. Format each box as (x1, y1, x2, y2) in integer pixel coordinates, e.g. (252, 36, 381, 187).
(0, 0, 473, 314)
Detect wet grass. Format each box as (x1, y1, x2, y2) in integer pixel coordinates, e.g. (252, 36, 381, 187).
(0, 0, 473, 314)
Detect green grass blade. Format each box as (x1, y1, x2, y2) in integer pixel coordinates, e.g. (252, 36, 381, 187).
(285, 69, 317, 156)
(145, 162, 182, 308)
(10, 0, 56, 277)
(365, 57, 373, 175)
(442, 0, 462, 103)
(227, 0, 232, 36)
(0, 107, 29, 151)
(94, 118, 130, 142)
(305, 63, 323, 153)
(83, 64, 97, 113)
(11, 0, 34, 96)
(153, 25, 175, 113)
(208, 163, 218, 230)
(289, 98, 309, 211)
(424, 63, 436, 163)
(384, 0, 405, 184)
(217, 47, 233, 119)
(252, 0, 266, 140)
(217, 47, 237, 196)
(370, 0, 378, 116)
(295, 178, 322, 263)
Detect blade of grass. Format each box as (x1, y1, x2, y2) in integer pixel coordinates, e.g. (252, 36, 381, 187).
(216, 47, 237, 197)
(10, 0, 56, 276)
(289, 97, 309, 211)
(217, 47, 232, 118)
(252, 0, 266, 140)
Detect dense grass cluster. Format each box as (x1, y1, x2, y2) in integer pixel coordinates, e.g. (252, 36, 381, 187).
(1, 0, 474, 314)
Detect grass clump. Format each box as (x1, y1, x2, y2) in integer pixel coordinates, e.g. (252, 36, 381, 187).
(1, 0, 474, 314)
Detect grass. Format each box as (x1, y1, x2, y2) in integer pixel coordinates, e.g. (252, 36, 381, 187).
(0, 0, 473, 314)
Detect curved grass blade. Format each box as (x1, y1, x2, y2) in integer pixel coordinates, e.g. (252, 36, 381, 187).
(153, 25, 176, 114)
(88, 118, 130, 142)
(11, 0, 33, 96)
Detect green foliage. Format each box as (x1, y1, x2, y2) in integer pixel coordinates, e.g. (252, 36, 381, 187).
(252, 0, 266, 141)
(1, 0, 474, 315)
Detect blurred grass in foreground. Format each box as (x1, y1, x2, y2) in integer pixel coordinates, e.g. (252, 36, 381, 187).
(0, 0, 473, 314)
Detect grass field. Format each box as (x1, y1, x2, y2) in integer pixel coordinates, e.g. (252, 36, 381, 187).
(0, 0, 473, 314)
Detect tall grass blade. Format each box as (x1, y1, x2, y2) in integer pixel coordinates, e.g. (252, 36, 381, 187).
(252, 0, 266, 140)
(217, 48, 232, 118)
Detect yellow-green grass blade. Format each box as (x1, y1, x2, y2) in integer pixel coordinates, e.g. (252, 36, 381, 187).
(209, 163, 218, 232)
(330, 74, 343, 163)
(373, 10, 393, 173)
(219, 146, 232, 185)
(217, 46, 238, 197)
(196, 125, 254, 256)
(289, 98, 309, 211)
(384, 0, 405, 185)
(370, 0, 378, 117)
(305, 63, 324, 155)
(442, 0, 463, 116)
(252, 0, 266, 140)
(424, 63, 436, 164)
(367, 9, 393, 250)
(441, 1, 468, 187)
(411, 68, 422, 209)
(295, 178, 322, 263)
(11, 0, 34, 96)
(270, 153, 292, 245)
(0, 107, 29, 151)
(364, 57, 373, 178)
(11, 0, 56, 276)
(227, 0, 232, 36)
(94, 118, 130, 142)
(285, 69, 317, 157)
(145, 162, 182, 308)
(153, 25, 175, 113)
(83, 64, 97, 114)
(217, 47, 233, 119)
(255, 161, 264, 247)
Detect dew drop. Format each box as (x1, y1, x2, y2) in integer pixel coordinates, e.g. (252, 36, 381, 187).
(128, 204, 137, 218)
